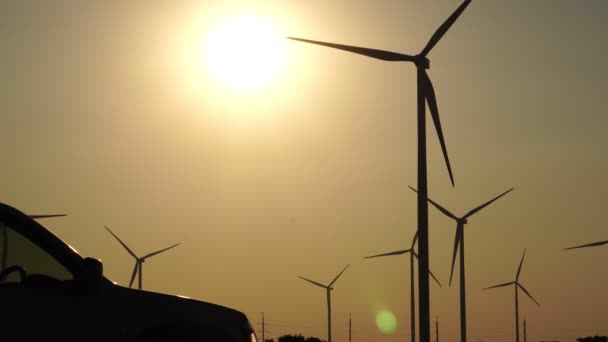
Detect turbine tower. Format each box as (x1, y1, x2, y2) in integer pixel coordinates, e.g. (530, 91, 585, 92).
(364, 231, 442, 342)
(288, 3, 473, 341)
(104, 226, 180, 290)
(483, 249, 540, 342)
(564, 240, 608, 251)
(2, 214, 67, 271)
(410, 186, 513, 342)
(298, 264, 349, 342)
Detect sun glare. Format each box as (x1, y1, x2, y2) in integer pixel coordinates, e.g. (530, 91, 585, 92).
(205, 16, 287, 90)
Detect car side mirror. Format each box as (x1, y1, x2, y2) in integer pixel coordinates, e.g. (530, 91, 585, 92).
(76, 257, 103, 295)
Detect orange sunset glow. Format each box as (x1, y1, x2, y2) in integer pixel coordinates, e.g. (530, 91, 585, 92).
(1, 1, 607, 342)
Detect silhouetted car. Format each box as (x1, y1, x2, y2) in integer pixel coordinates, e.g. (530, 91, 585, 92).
(0, 202, 257, 342)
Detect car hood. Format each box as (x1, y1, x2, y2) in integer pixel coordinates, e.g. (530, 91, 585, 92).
(101, 280, 251, 341)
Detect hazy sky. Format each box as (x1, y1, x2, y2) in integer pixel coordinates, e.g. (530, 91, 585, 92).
(1, 1, 607, 341)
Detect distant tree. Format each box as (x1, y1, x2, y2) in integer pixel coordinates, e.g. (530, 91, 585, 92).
(304, 337, 324, 342)
(577, 336, 608, 342)
(278, 334, 305, 342)
(277, 334, 325, 342)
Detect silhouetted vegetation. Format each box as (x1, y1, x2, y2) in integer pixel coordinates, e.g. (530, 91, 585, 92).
(577, 336, 608, 342)
(277, 334, 326, 342)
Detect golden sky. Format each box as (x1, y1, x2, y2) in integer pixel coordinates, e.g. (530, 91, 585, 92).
(1, 1, 607, 341)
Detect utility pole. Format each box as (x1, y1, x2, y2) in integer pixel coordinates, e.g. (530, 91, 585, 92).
(523, 316, 527, 342)
(434, 316, 439, 342)
(349, 313, 353, 342)
(257, 312, 271, 342)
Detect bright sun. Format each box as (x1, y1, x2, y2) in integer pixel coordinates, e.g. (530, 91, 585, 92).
(206, 16, 287, 90)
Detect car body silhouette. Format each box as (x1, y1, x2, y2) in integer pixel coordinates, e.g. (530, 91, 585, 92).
(0, 202, 257, 342)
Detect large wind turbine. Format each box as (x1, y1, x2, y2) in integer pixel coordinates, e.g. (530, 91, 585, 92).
(104, 226, 180, 290)
(298, 264, 349, 342)
(1, 214, 67, 270)
(364, 231, 442, 342)
(288, 2, 472, 340)
(410, 186, 513, 342)
(564, 240, 608, 251)
(483, 249, 540, 342)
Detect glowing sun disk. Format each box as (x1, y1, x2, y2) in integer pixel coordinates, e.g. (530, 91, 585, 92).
(206, 17, 287, 90)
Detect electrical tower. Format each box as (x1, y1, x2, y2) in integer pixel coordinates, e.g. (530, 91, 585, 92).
(349, 313, 352, 342)
(257, 312, 271, 342)
(523, 316, 527, 342)
(434, 316, 439, 342)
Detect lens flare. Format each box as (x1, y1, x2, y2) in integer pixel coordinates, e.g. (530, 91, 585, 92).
(376, 310, 398, 335)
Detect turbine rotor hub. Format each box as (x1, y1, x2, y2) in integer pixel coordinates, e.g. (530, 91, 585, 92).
(414, 55, 430, 69)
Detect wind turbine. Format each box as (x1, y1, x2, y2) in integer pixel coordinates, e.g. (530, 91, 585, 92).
(104, 226, 180, 290)
(298, 264, 349, 342)
(364, 231, 442, 342)
(1, 214, 67, 271)
(564, 240, 608, 250)
(410, 186, 513, 342)
(28, 214, 67, 219)
(288, 2, 473, 340)
(483, 249, 540, 342)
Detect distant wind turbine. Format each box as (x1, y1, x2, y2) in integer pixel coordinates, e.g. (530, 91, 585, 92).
(564, 240, 608, 250)
(288, 2, 473, 340)
(298, 264, 349, 342)
(410, 186, 513, 342)
(364, 231, 442, 342)
(28, 214, 67, 219)
(483, 249, 540, 342)
(1, 214, 67, 270)
(104, 226, 180, 290)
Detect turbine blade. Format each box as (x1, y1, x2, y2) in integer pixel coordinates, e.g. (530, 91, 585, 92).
(482, 281, 515, 290)
(463, 188, 514, 219)
(128, 262, 138, 288)
(429, 268, 443, 288)
(29, 214, 67, 219)
(564, 240, 608, 250)
(288, 37, 416, 62)
(329, 264, 350, 286)
(411, 230, 419, 249)
(142, 243, 181, 259)
(449, 225, 462, 287)
(420, 0, 473, 57)
(422, 71, 454, 187)
(413, 251, 442, 287)
(408, 186, 458, 220)
(516, 249, 526, 281)
(364, 249, 410, 259)
(298, 276, 328, 289)
(104, 226, 137, 258)
(518, 283, 541, 307)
